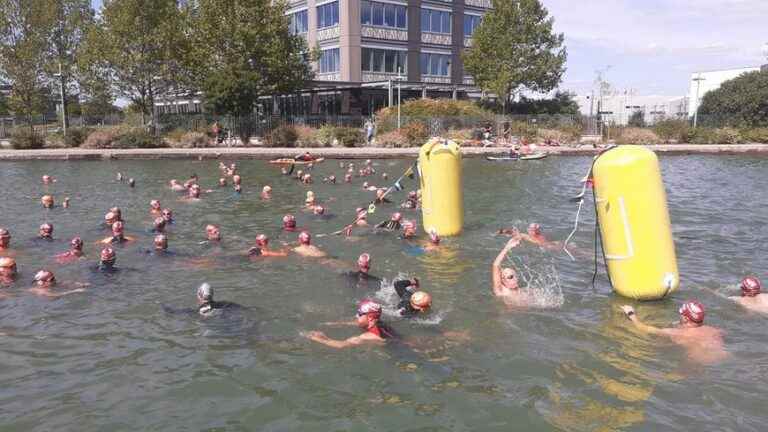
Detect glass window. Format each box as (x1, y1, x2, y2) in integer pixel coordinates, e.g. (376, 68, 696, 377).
(384, 4, 396, 27)
(372, 49, 383, 72)
(421, 53, 450, 76)
(361, 1, 371, 25)
(421, 9, 452, 34)
(441, 11, 451, 33)
(420, 53, 428, 73)
(373, 2, 384, 25)
(290, 10, 308, 34)
(430, 11, 440, 33)
(421, 9, 429, 31)
(319, 48, 339, 73)
(317, 2, 339, 28)
(464, 14, 480, 36)
(362, 48, 406, 73)
(384, 50, 395, 73)
(396, 6, 406, 28)
(397, 51, 407, 73)
(362, 48, 371, 71)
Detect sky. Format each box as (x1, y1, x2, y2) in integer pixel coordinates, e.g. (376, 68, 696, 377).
(90, 0, 768, 97)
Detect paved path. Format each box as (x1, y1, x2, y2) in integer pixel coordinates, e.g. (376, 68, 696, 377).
(1, 144, 767, 160)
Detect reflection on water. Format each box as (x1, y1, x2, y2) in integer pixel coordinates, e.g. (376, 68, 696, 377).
(1, 156, 767, 430)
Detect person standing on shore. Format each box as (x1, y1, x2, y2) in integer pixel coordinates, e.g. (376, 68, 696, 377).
(365, 118, 375, 145)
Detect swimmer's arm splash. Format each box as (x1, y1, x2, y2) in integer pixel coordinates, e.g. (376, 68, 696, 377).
(621, 306, 664, 335)
(492, 238, 520, 295)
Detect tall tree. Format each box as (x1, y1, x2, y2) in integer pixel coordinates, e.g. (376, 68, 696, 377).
(46, 0, 93, 133)
(463, 0, 566, 113)
(79, 0, 187, 127)
(697, 70, 768, 128)
(190, 0, 314, 116)
(0, 0, 53, 128)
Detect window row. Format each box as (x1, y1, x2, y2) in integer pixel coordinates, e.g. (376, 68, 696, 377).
(289, 10, 308, 35)
(463, 14, 481, 36)
(361, 1, 407, 29)
(362, 48, 407, 74)
(420, 9, 451, 34)
(420, 53, 451, 76)
(317, 1, 339, 29)
(319, 48, 340, 73)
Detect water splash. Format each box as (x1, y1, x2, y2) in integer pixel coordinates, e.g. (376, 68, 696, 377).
(508, 256, 565, 309)
(373, 273, 446, 325)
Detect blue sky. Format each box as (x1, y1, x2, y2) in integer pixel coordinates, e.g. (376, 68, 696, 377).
(91, 0, 767, 97)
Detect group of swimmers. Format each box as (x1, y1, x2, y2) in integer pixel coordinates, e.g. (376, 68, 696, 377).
(1, 152, 766, 363)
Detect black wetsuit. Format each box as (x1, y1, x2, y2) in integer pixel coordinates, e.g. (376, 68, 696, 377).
(164, 301, 243, 318)
(394, 279, 419, 317)
(343, 270, 383, 290)
(368, 322, 399, 340)
(375, 220, 402, 230)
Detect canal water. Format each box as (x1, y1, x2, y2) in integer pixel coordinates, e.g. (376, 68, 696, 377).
(1, 156, 767, 431)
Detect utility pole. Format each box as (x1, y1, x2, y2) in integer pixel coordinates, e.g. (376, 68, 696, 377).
(396, 66, 405, 129)
(692, 74, 706, 129)
(57, 61, 67, 137)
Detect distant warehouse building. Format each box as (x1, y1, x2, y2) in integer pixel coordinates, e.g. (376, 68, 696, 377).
(575, 93, 689, 125)
(687, 66, 760, 118)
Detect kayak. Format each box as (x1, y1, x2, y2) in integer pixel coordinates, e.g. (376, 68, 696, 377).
(269, 157, 325, 165)
(486, 153, 548, 161)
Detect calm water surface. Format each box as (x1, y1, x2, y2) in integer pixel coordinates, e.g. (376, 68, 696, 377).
(1, 156, 767, 431)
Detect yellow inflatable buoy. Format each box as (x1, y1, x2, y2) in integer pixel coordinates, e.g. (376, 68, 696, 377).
(418, 138, 463, 236)
(592, 146, 679, 300)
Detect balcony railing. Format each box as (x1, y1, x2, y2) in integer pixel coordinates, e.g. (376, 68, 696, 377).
(361, 25, 408, 41)
(316, 25, 340, 41)
(421, 32, 451, 45)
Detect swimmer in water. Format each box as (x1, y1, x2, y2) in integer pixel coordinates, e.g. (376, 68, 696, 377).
(620, 301, 729, 365)
(282, 214, 298, 232)
(195, 283, 240, 316)
(401, 191, 419, 209)
(401, 220, 417, 239)
(343, 253, 382, 290)
(41, 195, 54, 209)
(324, 175, 336, 184)
(302, 174, 313, 184)
(394, 278, 432, 318)
(104, 211, 118, 228)
(128, 178, 135, 188)
(233, 184, 242, 194)
(422, 229, 441, 252)
(101, 221, 134, 244)
(55, 237, 85, 263)
(218, 178, 227, 187)
(491, 234, 529, 307)
(98, 247, 117, 271)
(376, 212, 403, 231)
(169, 179, 187, 192)
(38, 223, 54, 241)
(232, 174, 241, 186)
(161, 208, 174, 224)
(0, 228, 12, 253)
(205, 224, 221, 242)
(521, 223, 558, 249)
(344, 173, 352, 183)
(295, 151, 315, 162)
(0, 257, 17, 287)
(42, 175, 56, 184)
(63, 197, 70, 208)
(306, 299, 396, 348)
(153, 234, 169, 252)
(312, 205, 331, 219)
(247, 234, 288, 257)
(261, 185, 272, 200)
(354, 208, 369, 227)
(152, 217, 166, 233)
(305, 191, 316, 207)
(186, 184, 201, 200)
(281, 166, 294, 176)
(728, 277, 768, 314)
(29, 269, 86, 298)
(110, 207, 123, 222)
(362, 182, 377, 192)
(292, 231, 326, 258)
(149, 200, 162, 216)
(374, 188, 392, 204)
(294, 170, 304, 181)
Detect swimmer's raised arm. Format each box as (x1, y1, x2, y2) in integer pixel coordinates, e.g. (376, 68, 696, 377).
(492, 236, 521, 296)
(620, 305, 666, 336)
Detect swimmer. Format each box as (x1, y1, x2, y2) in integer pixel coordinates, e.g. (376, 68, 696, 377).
(0, 257, 17, 287)
(354, 208, 369, 227)
(152, 217, 166, 233)
(195, 283, 241, 316)
(728, 277, 768, 314)
(55, 237, 85, 263)
(401, 220, 417, 239)
(344, 173, 352, 183)
(295, 151, 315, 162)
(374, 188, 392, 204)
(261, 185, 272, 200)
(153, 234, 169, 252)
(101, 221, 134, 244)
(312, 205, 327, 216)
(63, 197, 70, 208)
(381, 173, 388, 181)
(149, 200, 162, 215)
(401, 191, 419, 209)
(282, 214, 298, 232)
(343, 253, 382, 290)
(41, 195, 54, 209)
(376, 212, 402, 230)
(620, 301, 728, 365)
(0, 228, 11, 252)
(325, 175, 336, 184)
(302, 174, 313, 184)
(247, 234, 288, 257)
(104, 211, 118, 227)
(218, 178, 227, 187)
(116, 172, 124, 182)
(42, 175, 56, 184)
(186, 184, 201, 199)
(110, 207, 123, 222)
(305, 299, 396, 348)
(305, 191, 316, 207)
(232, 174, 241, 186)
(281, 166, 294, 176)
(169, 179, 187, 192)
(161, 208, 174, 224)
(522, 223, 558, 249)
(491, 235, 529, 307)
(292, 231, 326, 258)
(362, 182, 377, 192)
(128, 178, 135, 188)
(205, 224, 221, 242)
(233, 184, 242, 194)
(98, 247, 117, 270)
(29, 269, 86, 298)
(295, 170, 304, 181)
(38, 223, 54, 240)
(394, 278, 432, 317)
(423, 229, 441, 252)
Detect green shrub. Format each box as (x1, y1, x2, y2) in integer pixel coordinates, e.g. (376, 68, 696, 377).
(294, 125, 325, 147)
(375, 98, 493, 133)
(10, 128, 45, 149)
(164, 128, 188, 143)
(113, 129, 162, 148)
(64, 127, 93, 147)
(740, 128, 768, 143)
(82, 127, 122, 148)
(615, 127, 661, 145)
(507, 121, 538, 140)
(653, 119, 690, 143)
(400, 122, 429, 146)
(316, 125, 336, 147)
(686, 127, 743, 144)
(333, 127, 364, 147)
(167, 132, 210, 148)
(375, 130, 409, 148)
(266, 125, 298, 147)
(446, 128, 474, 142)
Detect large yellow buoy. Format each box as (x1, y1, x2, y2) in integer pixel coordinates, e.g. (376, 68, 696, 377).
(418, 138, 463, 236)
(592, 146, 679, 300)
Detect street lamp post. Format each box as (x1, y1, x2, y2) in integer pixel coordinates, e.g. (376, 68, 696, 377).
(396, 67, 405, 129)
(54, 62, 67, 137)
(692, 74, 706, 129)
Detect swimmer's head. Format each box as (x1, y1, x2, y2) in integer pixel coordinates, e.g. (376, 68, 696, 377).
(255, 234, 268, 247)
(356, 207, 367, 219)
(42, 175, 52, 184)
(34, 269, 56, 285)
(100, 247, 116, 267)
(197, 282, 213, 304)
(302, 174, 312, 184)
(41, 195, 54, 208)
(357, 253, 371, 273)
(528, 223, 542, 236)
(205, 224, 221, 241)
(408, 191, 417, 200)
(365, 159, 372, 165)
(344, 174, 352, 183)
(110, 207, 122, 220)
(218, 178, 227, 187)
(428, 228, 440, 245)
(262, 185, 272, 194)
(381, 173, 388, 180)
(128, 178, 135, 187)
(313, 205, 325, 215)
(356, 299, 382, 326)
(328, 175, 336, 183)
(741, 276, 762, 297)
(39, 223, 54, 238)
(153, 217, 166, 232)
(111, 221, 124, 236)
(362, 181, 369, 189)
(105, 211, 117, 225)
(188, 184, 201, 198)
(298, 231, 311, 246)
(232, 174, 241, 185)
(501, 268, 518, 289)
(282, 214, 296, 230)
(402, 220, 417, 238)
(410, 291, 432, 312)
(150, 199, 161, 210)
(376, 188, 385, 199)
(296, 170, 304, 179)
(154, 234, 168, 250)
(0, 257, 17, 276)
(161, 208, 173, 222)
(391, 212, 402, 222)
(70, 237, 84, 251)
(679, 300, 705, 325)
(0, 228, 10, 247)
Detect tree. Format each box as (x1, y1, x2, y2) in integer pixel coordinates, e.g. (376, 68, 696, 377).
(697, 70, 768, 128)
(463, 0, 566, 113)
(628, 110, 646, 127)
(189, 0, 314, 117)
(502, 90, 579, 115)
(79, 0, 187, 127)
(0, 0, 53, 128)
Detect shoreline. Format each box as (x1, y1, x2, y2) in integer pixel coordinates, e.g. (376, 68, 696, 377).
(1, 144, 767, 161)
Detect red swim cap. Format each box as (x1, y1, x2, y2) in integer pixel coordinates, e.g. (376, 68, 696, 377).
(408, 191, 417, 199)
(70, 237, 84, 249)
(255, 234, 268, 247)
(679, 301, 705, 324)
(741, 276, 762, 297)
(428, 229, 440, 244)
(298, 231, 311, 245)
(101, 247, 116, 262)
(0, 228, 10, 238)
(34, 269, 55, 283)
(283, 214, 296, 229)
(112, 221, 124, 234)
(357, 299, 382, 318)
(402, 220, 416, 230)
(391, 212, 402, 222)
(40, 223, 54, 234)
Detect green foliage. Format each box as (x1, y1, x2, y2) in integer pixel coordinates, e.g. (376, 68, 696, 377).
(653, 119, 690, 143)
(315, 125, 364, 147)
(507, 121, 538, 140)
(267, 125, 298, 147)
(376, 99, 492, 133)
(374, 130, 409, 148)
(63, 126, 92, 147)
(190, 0, 314, 116)
(686, 127, 743, 144)
(400, 122, 429, 146)
(627, 111, 646, 128)
(9, 127, 45, 149)
(490, 91, 580, 115)
(112, 128, 161, 148)
(697, 70, 768, 128)
(167, 131, 211, 148)
(294, 125, 325, 147)
(615, 127, 660, 145)
(740, 128, 768, 143)
(81, 126, 122, 148)
(462, 0, 566, 112)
